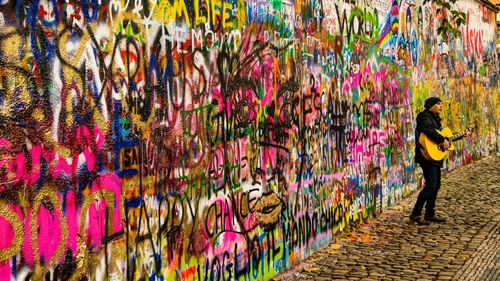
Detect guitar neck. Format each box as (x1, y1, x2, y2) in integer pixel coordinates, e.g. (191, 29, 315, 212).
(449, 131, 467, 142)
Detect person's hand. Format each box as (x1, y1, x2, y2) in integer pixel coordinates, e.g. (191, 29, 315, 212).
(442, 140, 450, 149)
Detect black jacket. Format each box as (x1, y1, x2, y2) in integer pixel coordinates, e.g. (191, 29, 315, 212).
(414, 110, 446, 166)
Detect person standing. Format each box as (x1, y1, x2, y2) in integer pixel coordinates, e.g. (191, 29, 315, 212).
(410, 97, 468, 225)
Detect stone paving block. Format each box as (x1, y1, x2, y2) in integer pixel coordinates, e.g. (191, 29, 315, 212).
(349, 272, 369, 277)
(332, 269, 350, 275)
(437, 275, 453, 280)
(342, 261, 359, 266)
(311, 277, 332, 281)
(438, 271, 456, 276)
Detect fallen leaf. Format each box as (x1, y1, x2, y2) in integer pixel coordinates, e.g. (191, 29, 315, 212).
(359, 233, 371, 242)
(423, 255, 432, 262)
(327, 250, 340, 255)
(303, 267, 321, 272)
(330, 243, 342, 249)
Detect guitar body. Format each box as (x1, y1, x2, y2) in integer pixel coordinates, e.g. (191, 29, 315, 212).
(419, 127, 456, 161)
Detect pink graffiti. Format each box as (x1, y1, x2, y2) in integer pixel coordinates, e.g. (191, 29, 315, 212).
(22, 198, 65, 266)
(0, 204, 22, 281)
(87, 173, 124, 248)
(349, 129, 387, 166)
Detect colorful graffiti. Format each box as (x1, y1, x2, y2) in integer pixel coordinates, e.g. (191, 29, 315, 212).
(0, 0, 498, 280)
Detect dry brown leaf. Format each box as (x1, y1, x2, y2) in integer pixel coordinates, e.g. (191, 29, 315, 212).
(423, 255, 432, 262)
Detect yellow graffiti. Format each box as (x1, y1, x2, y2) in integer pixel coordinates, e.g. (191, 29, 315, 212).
(155, 0, 191, 27)
(30, 188, 68, 280)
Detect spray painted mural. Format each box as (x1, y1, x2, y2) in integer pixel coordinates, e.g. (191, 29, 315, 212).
(0, 0, 498, 279)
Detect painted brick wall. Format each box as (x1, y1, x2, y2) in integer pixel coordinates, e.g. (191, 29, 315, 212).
(0, 0, 498, 280)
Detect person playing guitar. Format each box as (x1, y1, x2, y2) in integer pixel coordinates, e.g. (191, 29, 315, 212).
(410, 97, 471, 225)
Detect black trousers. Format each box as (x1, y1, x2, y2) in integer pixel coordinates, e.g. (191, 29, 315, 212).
(411, 163, 441, 218)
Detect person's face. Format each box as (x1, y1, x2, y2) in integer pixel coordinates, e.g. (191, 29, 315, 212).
(429, 101, 443, 115)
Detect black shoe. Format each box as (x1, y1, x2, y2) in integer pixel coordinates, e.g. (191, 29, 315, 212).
(410, 215, 430, 225)
(425, 216, 446, 223)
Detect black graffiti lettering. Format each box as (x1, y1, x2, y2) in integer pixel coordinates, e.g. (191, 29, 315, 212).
(210, 256, 221, 281)
(222, 251, 233, 281)
(123, 147, 132, 167)
(205, 198, 234, 239)
(251, 234, 262, 279)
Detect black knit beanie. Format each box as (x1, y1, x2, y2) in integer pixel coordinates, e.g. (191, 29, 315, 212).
(424, 97, 442, 109)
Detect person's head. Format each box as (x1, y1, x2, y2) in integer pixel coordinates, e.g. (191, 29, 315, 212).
(424, 97, 443, 115)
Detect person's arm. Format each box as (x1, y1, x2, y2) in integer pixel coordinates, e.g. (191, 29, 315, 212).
(418, 115, 446, 144)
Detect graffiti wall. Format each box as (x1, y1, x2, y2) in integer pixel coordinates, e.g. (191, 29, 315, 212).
(0, 0, 497, 280)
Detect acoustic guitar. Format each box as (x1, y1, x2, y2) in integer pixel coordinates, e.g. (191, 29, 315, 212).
(418, 127, 472, 161)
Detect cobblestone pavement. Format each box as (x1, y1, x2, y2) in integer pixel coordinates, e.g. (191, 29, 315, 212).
(274, 156, 500, 281)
